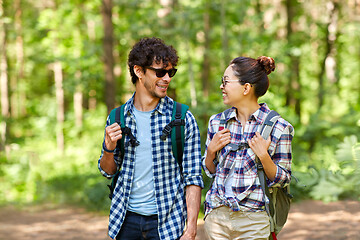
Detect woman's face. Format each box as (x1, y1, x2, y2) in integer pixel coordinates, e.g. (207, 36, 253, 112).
(220, 65, 243, 106)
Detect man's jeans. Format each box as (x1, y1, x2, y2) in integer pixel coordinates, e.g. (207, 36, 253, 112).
(116, 211, 160, 240)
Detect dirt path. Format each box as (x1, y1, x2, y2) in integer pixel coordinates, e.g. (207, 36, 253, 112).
(0, 200, 359, 240)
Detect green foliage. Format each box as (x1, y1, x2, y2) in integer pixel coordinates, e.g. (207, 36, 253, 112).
(1, 0, 360, 211)
(0, 105, 109, 210)
(292, 135, 360, 202)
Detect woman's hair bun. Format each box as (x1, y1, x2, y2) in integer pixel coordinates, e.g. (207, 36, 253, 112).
(256, 56, 275, 75)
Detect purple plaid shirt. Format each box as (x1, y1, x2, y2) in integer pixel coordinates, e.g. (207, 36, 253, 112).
(202, 103, 294, 217)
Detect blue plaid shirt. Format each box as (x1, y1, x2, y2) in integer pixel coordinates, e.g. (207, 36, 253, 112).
(202, 103, 294, 217)
(98, 94, 204, 240)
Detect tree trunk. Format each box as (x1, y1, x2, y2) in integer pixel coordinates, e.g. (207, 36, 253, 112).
(74, 71, 83, 128)
(88, 89, 97, 110)
(101, 0, 115, 114)
(74, 90, 83, 128)
(220, 0, 229, 68)
(12, 0, 25, 118)
(185, 40, 197, 108)
(0, 1, 9, 152)
(201, 0, 211, 98)
(157, 0, 178, 100)
(86, 19, 97, 110)
(255, 0, 265, 36)
(325, 2, 338, 86)
(53, 61, 64, 153)
(318, 1, 338, 110)
(285, 0, 301, 117)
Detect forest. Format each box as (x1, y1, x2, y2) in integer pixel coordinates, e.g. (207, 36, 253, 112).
(0, 0, 359, 213)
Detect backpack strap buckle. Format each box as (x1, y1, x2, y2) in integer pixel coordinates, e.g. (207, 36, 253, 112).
(122, 127, 139, 147)
(173, 119, 185, 126)
(256, 160, 264, 170)
(160, 119, 185, 140)
(160, 124, 173, 140)
(228, 142, 249, 151)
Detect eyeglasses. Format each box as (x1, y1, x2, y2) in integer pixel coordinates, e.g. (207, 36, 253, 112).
(221, 76, 239, 86)
(144, 66, 177, 78)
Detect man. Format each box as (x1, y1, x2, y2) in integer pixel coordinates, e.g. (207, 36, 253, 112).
(98, 37, 204, 240)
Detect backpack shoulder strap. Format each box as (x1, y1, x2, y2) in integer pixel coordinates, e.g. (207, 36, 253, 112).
(171, 101, 189, 175)
(256, 110, 281, 233)
(259, 110, 280, 140)
(115, 105, 126, 159)
(108, 105, 125, 158)
(107, 105, 125, 199)
(218, 108, 232, 131)
(213, 108, 233, 166)
(109, 108, 117, 125)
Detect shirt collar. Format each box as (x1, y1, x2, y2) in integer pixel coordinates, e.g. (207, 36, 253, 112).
(124, 92, 169, 116)
(154, 96, 168, 115)
(251, 103, 270, 124)
(226, 107, 237, 121)
(224, 103, 270, 124)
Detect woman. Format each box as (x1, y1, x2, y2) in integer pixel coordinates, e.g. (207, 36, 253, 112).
(202, 56, 294, 240)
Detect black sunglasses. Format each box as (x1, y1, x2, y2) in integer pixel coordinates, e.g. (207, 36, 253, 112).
(144, 66, 177, 78)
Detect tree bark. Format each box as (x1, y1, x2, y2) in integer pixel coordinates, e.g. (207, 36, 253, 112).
(101, 0, 115, 114)
(255, 0, 265, 36)
(0, 0, 9, 151)
(220, 0, 229, 67)
(318, 1, 338, 109)
(53, 61, 65, 153)
(185, 40, 197, 108)
(201, 0, 211, 98)
(74, 71, 83, 128)
(285, 0, 301, 117)
(74, 90, 83, 128)
(325, 2, 338, 86)
(12, 0, 25, 118)
(88, 90, 97, 110)
(86, 18, 97, 110)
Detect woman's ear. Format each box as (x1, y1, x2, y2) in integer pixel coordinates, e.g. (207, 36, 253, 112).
(243, 83, 252, 95)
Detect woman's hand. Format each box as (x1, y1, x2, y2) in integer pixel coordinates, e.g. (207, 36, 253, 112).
(207, 128, 231, 156)
(248, 132, 271, 159)
(248, 132, 278, 181)
(204, 128, 231, 174)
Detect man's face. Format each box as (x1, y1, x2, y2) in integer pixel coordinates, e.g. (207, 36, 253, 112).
(141, 62, 175, 99)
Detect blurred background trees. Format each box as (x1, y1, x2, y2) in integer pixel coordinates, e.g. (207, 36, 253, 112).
(0, 0, 359, 211)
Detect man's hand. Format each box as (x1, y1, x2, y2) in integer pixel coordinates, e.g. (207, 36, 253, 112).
(104, 123, 122, 151)
(180, 226, 197, 240)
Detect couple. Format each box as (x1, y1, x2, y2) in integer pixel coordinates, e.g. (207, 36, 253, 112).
(98, 37, 294, 240)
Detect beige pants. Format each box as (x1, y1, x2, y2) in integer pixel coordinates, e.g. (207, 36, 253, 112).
(204, 206, 270, 240)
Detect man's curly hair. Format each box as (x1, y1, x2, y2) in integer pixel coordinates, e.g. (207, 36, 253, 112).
(128, 37, 179, 84)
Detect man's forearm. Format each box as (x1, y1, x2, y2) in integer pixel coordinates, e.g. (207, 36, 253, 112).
(185, 185, 202, 235)
(100, 151, 118, 175)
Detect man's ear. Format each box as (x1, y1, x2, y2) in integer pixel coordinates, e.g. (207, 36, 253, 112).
(133, 65, 144, 79)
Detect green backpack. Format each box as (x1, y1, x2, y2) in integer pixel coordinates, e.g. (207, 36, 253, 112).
(107, 101, 189, 199)
(255, 110, 293, 240)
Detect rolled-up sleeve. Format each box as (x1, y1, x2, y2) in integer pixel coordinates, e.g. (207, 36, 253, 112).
(97, 115, 121, 179)
(182, 111, 204, 188)
(269, 124, 294, 187)
(201, 115, 218, 178)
